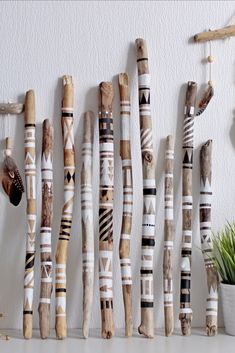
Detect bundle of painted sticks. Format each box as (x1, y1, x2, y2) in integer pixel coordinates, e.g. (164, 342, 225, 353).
(0, 38, 218, 340)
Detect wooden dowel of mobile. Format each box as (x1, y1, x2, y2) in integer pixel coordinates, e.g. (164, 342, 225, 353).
(98, 81, 115, 339)
(23, 90, 36, 339)
(0, 103, 24, 115)
(179, 81, 197, 336)
(81, 111, 95, 338)
(135, 38, 156, 338)
(118, 73, 133, 337)
(163, 135, 174, 336)
(194, 25, 235, 42)
(55, 75, 75, 339)
(200, 140, 219, 336)
(38, 119, 54, 339)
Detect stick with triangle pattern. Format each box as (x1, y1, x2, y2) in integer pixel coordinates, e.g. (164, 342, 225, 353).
(81, 111, 94, 338)
(200, 140, 219, 336)
(38, 119, 54, 339)
(23, 90, 36, 339)
(179, 81, 197, 336)
(118, 73, 133, 337)
(135, 38, 156, 338)
(163, 135, 174, 337)
(55, 76, 75, 339)
(98, 81, 115, 339)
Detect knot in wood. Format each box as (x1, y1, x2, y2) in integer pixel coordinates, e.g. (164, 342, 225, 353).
(143, 151, 153, 163)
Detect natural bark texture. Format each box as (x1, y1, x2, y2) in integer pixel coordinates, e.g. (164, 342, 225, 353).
(0, 102, 24, 114)
(81, 111, 94, 338)
(55, 76, 75, 339)
(200, 140, 219, 336)
(135, 38, 156, 339)
(23, 90, 36, 339)
(118, 73, 133, 337)
(38, 119, 54, 339)
(194, 25, 235, 42)
(163, 135, 174, 336)
(179, 82, 197, 336)
(98, 82, 115, 339)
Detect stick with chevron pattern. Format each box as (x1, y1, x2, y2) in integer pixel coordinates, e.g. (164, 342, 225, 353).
(55, 76, 75, 339)
(200, 140, 219, 336)
(23, 90, 36, 339)
(38, 119, 54, 339)
(135, 38, 156, 338)
(179, 81, 197, 336)
(118, 73, 133, 337)
(81, 111, 94, 338)
(98, 81, 115, 339)
(163, 135, 174, 336)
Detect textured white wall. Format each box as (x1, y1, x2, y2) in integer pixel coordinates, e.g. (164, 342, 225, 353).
(0, 0, 234, 330)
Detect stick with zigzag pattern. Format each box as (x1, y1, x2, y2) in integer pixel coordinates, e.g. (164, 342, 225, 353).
(55, 76, 75, 339)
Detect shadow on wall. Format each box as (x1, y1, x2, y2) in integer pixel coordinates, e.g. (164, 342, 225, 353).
(229, 110, 235, 151)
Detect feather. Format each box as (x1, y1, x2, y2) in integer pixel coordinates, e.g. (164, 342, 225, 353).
(196, 84, 214, 116)
(2, 155, 24, 206)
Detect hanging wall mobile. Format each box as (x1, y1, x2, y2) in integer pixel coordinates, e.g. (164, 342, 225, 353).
(0, 102, 25, 206)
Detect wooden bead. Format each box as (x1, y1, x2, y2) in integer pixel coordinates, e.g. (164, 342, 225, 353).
(208, 80, 213, 87)
(207, 55, 214, 63)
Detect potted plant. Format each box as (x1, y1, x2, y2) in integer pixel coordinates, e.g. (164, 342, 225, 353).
(212, 222, 235, 335)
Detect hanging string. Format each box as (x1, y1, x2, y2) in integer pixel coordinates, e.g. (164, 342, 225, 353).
(196, 31, 214, 116)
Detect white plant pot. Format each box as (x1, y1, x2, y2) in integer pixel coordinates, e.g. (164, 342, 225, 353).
(220, 283, 235, 335)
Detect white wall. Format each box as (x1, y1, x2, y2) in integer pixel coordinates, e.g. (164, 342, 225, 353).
(0, 0, 234, 330)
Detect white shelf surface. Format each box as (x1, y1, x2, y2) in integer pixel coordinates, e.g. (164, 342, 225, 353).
(0, 329, 234, 353)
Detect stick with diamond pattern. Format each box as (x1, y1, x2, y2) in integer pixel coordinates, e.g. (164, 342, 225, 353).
(55, 76, 75, 339)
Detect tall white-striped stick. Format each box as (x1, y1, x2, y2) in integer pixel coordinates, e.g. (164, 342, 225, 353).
(38, 119, 54, 339)
(200, 140, 219, 336)
(136, 38, 156, 339)
(179, 81, 197, 336)
(81, 111, 94, 338)
(118, 73, 133, 337)
(55, 75, 75, 339)
(163, 135, 174, 336)
(23, 90, 36, 339)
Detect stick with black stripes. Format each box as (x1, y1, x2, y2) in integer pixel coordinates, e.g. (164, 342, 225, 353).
(118, 73, 133, 337)
(23, 90, 36, 339)
(136, 38, 156, 338)
(98, 82, 115, 339)
(55, 76, 75, 339)
(200, 140, 219, 336)
(179, 81, 197, 336)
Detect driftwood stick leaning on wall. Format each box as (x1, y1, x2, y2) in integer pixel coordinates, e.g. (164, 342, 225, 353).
(136, 38, 156, 338)
(38, 119, 54, 339)
(179, 81, 197, 336)
(163, 135, 174, 337)
(194, 25, 235, 42)
(0, 103, 24, 115)
(98, 82, 115, 339)
(118, 73, 133, 337)
(23, 90, 36, 339)
(200, 140, 219, 336)
(55, 76, 75, 339)
(81, 111, 95, 338)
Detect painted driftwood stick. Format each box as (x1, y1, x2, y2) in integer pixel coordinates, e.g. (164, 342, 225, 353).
(98, 82, 115, 339)
(194, 25, 235, 42)
(81, 111, 94, 338)
(179, 81, 197, 336)
(38, 119, 54, 339)
(0, 103, 24, 115)
(200, 140, 219, 336)
(135, 38, 156, 338)
(163, 135, 174, 337)
(118, 73, 133, 337)
(55, 75, 75, 339)
(23, 90, 36, 339)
